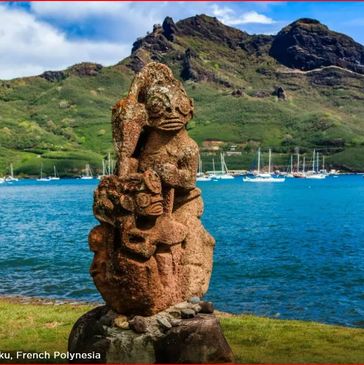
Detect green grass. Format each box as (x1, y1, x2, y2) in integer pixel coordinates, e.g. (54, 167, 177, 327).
(1, 298, 364, 364)
(221, 314, 364, 363)
(0, 299, 94, 363)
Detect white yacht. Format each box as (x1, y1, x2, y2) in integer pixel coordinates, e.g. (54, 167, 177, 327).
(196, 156, 212, 182)
(305, 150, 326, 179)
(243, 148, 285, 183)
(218, 153, 234, 179)
(5, 163, 19, 182)
(97, 153, 113, 180)
(37, 164, 50, 182)
(49, 165, 60, 180)
(81, 164, 94, 180)
(209, 153, 234, 180)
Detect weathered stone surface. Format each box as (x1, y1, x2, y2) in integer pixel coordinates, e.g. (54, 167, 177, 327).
(273, 86, 287, 100)
(155, 315, 235, 364)
(188, 296, 201, 304)
(114, 315, 129, 329)
(68, 304, 234, 364)
(129, 316, 148, 333)
(200, 301, 214, 314)
(162, 17, 178, 42)
(270, 18, 364, 74)
(181, 308, 196, 319)
(40, 70, 66, 82)
(68, 62, 103, 77)
(89, 62, 215, 316)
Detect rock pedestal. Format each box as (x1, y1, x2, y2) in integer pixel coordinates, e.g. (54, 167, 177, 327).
(68, 301, 234, 364)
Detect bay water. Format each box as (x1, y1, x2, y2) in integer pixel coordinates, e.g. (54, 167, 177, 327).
(0, 175, 363, 327)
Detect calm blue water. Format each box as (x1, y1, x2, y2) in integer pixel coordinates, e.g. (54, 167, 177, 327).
(0, 176, 364, 327)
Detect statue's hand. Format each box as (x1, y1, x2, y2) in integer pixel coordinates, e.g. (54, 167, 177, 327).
(155, 163, 179, 185)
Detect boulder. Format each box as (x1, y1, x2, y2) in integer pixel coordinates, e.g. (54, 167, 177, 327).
(68, 303, 234, 364)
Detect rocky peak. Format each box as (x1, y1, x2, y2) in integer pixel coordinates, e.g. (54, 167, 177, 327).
(162, 17, 178, 41)
(67, 62, 103, 77)
(270, 18, 364, 74)
(176, 14, 248, 46)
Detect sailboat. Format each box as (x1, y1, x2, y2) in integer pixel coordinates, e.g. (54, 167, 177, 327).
(243, 148, 285, 183)
(5, 163, 19, 182)
(217, 153, 234, 179)
(209, 153, 234, 180)
(207, 158, 219, 180)
(97, 153, 113, 180)
(37, 164, 50, 182)
(49, 165, 60, 180)
(97, 159, 106, 180)
(286, 155, 294, 178)
(305, 150, 326, 179)
(81, 164, 94, 180)
(196, 156, 211, 182)
(293, 152, 305, 178)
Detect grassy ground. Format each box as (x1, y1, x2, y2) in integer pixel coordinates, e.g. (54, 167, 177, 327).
(1, 298, 364, 364)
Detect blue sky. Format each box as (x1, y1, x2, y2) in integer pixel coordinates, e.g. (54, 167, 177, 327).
(1, 1, 364, 79)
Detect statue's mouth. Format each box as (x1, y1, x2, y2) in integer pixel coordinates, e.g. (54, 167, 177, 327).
(159, 118, 184, 130)
(146, 202, 164, 215)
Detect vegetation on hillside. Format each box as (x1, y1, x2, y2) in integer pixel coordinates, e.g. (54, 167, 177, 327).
(1, 15, 364, 175)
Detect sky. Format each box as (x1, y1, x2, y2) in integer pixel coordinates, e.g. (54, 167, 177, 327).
(1, 1, 364, 80)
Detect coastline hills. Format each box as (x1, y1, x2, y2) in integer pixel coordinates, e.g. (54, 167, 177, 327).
(1, 15, 364, 175)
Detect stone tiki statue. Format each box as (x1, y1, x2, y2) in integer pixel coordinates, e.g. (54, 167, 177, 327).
(89, 62, 215, 316)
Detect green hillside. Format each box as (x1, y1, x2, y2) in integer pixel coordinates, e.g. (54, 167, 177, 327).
(1, 15, 364, 176)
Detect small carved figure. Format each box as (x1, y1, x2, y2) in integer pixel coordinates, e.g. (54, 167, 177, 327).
(89, 63, 215, 315)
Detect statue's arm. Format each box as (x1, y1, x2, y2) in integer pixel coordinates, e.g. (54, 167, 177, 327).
(112, 96, 147, 176)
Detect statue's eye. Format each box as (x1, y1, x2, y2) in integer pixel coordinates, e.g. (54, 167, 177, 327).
(177, 96, 192, 116)
(147, 96, 166, 117)
(136, 193, 151, 208)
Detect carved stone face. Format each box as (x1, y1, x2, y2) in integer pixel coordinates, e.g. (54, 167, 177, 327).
(146, 85, 193, 131)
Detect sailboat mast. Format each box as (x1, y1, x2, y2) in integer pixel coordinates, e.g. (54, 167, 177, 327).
(290, 155, 293, 173)
(10, 163, 14, 177)
(312, 150, 315, 173)
(108, 153, 111, 175)
(268, 148, 272, 174)
(220, 153, 224, 174)
(297, 151, 300, 173)
(257, 148, 261, 174)
(303, 156, 306, 173)
(316, 152, 320, 172)
(323, 155, 325, 170)
(223, 155, 229, 174)
(212, 158, 215, 174)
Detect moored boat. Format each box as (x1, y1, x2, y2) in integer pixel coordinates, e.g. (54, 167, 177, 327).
(243, 148, 285, 183)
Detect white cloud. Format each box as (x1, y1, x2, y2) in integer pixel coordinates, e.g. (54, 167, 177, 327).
(0, 4, 129, 79)
(0, 2, 279, 79)
(211, 4, 275, 26)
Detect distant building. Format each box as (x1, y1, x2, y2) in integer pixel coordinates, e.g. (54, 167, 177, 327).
(202, 139, 224, 151)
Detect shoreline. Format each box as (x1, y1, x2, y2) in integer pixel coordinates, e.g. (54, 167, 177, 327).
(0, 294, 102, 307)
(1, 294, 362, 327)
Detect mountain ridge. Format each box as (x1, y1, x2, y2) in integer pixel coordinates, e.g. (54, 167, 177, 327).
(1, 15, 364, 176)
